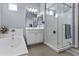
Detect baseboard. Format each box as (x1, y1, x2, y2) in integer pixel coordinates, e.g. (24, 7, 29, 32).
(27, 42, 43, 46)
(19, 53, 28, 56)
(57, 45, 72, 52)
(44, 42, 72, 53)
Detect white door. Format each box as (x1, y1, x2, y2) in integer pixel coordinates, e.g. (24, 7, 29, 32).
(46, 15, 58, 48)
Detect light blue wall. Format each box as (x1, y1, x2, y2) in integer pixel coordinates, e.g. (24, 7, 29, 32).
(0, 3, 1, 26)
(1, 3, 40, 28)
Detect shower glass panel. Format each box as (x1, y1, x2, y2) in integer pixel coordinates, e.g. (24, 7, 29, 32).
(46, 3, 72, 49)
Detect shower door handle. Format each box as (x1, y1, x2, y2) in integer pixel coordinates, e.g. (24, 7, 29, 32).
(53, 30, 56, 34)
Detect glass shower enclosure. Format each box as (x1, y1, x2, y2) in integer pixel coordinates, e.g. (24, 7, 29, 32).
(45, 3, 73, 52)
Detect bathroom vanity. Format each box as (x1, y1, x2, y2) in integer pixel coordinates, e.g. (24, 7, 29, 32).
(0, 28, 28, 56)
(25, 9, 44, 45)
(26, 27, 44, 45)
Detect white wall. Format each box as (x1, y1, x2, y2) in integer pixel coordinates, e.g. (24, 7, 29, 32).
(40, 3, 46, 42)
(74, 4, 78, 48)
(1, 3, 40, 28)
(0, 3, 1, 26)
(40, 3, 45, 13)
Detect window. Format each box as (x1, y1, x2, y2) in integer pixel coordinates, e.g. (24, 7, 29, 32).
(8, 3, 17, 11)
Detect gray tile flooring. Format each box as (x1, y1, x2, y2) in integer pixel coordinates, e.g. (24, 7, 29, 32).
(27, 43, 74, 56)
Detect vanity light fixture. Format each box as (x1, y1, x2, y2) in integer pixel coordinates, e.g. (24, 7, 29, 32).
(29, 8, 32, 11)
(27, 7, 38, 13)
(32, 8, 38, 12)
(31, 8, 34, 12)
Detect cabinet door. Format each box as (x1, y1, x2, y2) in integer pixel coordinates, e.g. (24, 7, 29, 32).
(36, 30, 43, 43)
(26, 30, 34, 45)
(26, 30, 43, 45)
(34, 30, 43, 43)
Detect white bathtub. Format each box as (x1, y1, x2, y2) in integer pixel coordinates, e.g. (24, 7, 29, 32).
(0, 29, 28, 56)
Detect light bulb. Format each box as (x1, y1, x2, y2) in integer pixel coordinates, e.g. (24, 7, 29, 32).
(29, 8, 32, 11)
(34, 9, 38, 12)
(32, 8, 34, 12)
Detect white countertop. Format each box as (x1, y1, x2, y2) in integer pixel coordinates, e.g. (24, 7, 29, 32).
(26, 27, 44, 30)
(0, 30, 28, 56)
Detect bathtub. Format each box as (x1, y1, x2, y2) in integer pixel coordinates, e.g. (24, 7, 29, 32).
(0, 29, 28, 56)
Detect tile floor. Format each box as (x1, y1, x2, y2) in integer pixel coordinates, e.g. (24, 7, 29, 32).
(27, 43, 74, 56)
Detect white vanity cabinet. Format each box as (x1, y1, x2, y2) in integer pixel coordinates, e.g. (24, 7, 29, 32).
(8, 29, 24, 42)
(0, 28, 28, 56)
(9, 29, 23, 36)
(26, 28, 44, 45)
